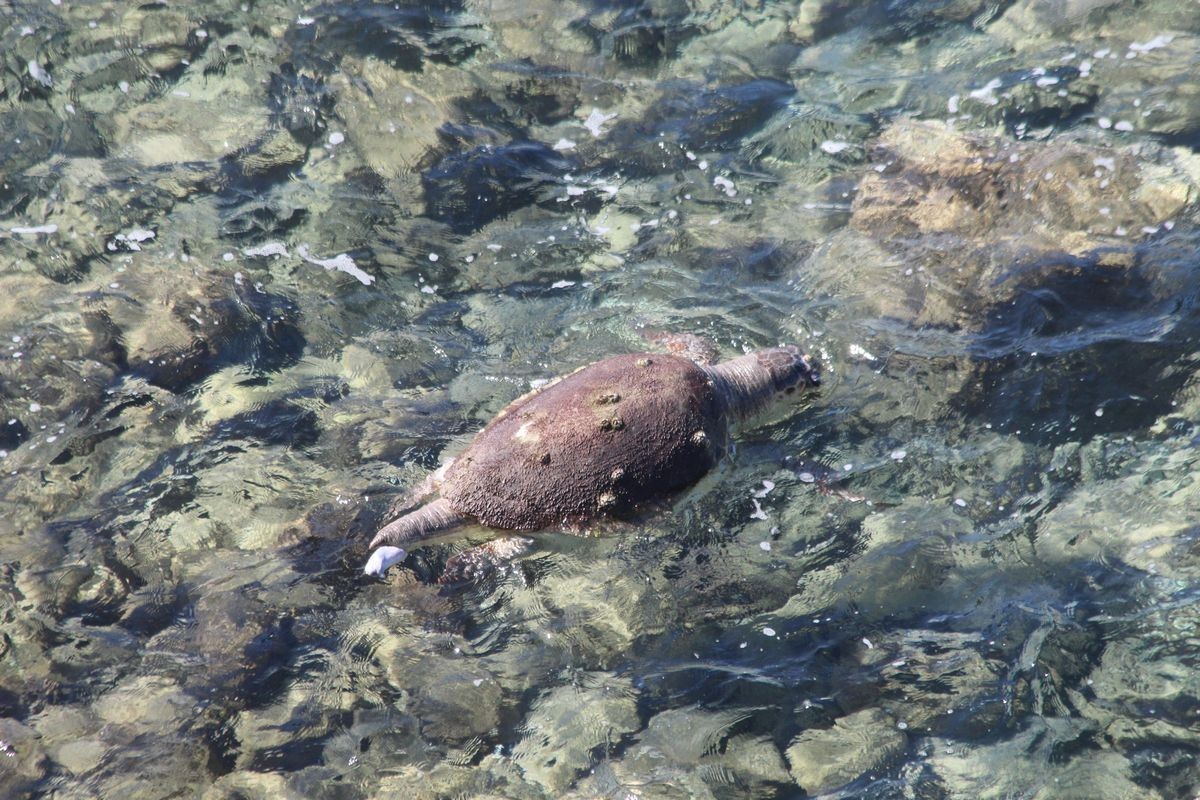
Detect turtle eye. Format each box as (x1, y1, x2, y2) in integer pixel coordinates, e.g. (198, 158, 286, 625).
(784, 386, 796, 395)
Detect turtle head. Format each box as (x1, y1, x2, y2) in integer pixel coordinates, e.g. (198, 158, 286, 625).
(757, 345, 821, 397)
(706, 345, 820, 422)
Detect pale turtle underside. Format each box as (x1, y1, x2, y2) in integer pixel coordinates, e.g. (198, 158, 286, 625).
(440, 352, 728, 530)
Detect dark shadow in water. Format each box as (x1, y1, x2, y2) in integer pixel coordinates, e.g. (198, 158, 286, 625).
(571, 0, 700, 66)
(267, 62, 337, 147)
(422, 139, 578, 233)
(619, 550, 1141, 767)
(958, 234, 1200, 445)
(130, 283, 306, 392)
(209, 400, 321, 449)
(867, 0, 1019, 43)
(494, 62, 593, 127)
(288, 0, 482, 72)
(595, 79, 795, 177)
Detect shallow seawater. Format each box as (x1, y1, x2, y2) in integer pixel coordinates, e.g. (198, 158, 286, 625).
(2, 1, 1200, 797)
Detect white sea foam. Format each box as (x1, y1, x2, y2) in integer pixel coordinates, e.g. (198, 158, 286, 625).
(27, 60, 52, 88)
(242, 242, 289, 258)
(1129, 34, 1173, 53)
(297, 244, 375, 285)
(969, 78, 1002, 106)
(583, 108, 616, 138)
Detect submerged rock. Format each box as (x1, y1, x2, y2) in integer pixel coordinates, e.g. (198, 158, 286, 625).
(0, 303, 122, 459)
(954, 243, 1200, 443)
(266, 62, 336, 147)
(929, 716, 1158, 799)
(1030, 429, 1200, 580)
(587, 706, 791, 797)
(54, 736, 108, 776)
(873, 630, 1007, 737)
(93, 259, 304, 392)
(571, 0, 700, 66)
(721, 733, 793, 786)
(1088, 624, 1200, 730)
(518, 562, 674, 668)
(989, 0, 1140, 46)
(799, 118, 1198, 397)
(485, 62, 590, 128)
(841, 510, 960, 614)
(93, 674, 192, 733)
(339, 333, 466, 395)
(0, 108, 62, 210)
(851, 118, 1193, 253)
(86, 730, 212, 800)
(202, 770, 291, 800)
(234, 128, 309, 178)
(788, 0, 868, 43)
(785, 707, 906, 794)
(290, 0, 484, 72)
(513, 674, 641, 793)
(956, 64, 1098, 138)
(748, 101, 877, 173)
(413, 667, 503, 740)
(1083, 33, 1200, 139)
(370, 760, 541, 800)
(0, 718, 49, 796)
(328, 56, 447, 184)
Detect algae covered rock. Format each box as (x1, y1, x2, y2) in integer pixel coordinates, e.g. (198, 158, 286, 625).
(785, 707, 907, 793)
(585, 706, 792, 797)
(513, 673, 641, 793)
(852, 118, 1193, 250)
(201, 771, 292, 800)
(929, 717, 1158, 799)
(0, 717, 50, 797)
(874, 630, 1007, 737)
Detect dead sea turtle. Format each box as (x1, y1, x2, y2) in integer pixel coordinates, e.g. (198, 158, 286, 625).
(364, 339, 820, 578)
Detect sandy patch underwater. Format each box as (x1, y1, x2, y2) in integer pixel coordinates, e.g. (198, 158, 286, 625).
(2, 0, 1200, 797)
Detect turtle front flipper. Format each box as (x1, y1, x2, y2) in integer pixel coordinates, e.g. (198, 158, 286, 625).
(640, 330, 719, 365)
(440, 536, 535, 584)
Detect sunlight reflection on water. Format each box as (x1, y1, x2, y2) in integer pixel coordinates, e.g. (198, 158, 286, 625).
(1, 1, 1200, 798)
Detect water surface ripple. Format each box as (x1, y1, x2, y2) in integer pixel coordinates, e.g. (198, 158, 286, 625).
(1, 1, 1199, 798)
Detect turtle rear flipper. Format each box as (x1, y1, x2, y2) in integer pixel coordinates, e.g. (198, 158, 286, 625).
(370, 497, 466, 549)
(439, 536, 535, 584)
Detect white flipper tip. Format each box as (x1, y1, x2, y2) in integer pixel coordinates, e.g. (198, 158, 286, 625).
(364, 546, 407, 577)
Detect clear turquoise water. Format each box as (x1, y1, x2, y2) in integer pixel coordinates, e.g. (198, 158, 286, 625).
(2, 1, 1200, 798)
